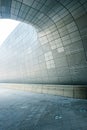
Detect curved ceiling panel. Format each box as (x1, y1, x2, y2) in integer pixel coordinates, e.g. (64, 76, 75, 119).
(0, 0, 87, 84)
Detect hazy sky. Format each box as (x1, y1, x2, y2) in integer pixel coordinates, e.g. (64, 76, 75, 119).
(0, 19, 20, 46)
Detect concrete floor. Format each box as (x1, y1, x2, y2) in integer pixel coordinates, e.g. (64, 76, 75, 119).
(0, 88, 87, 130)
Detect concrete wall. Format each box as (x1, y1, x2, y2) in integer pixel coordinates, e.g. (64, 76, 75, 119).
(0, 0, 87, 99)
(0, 83, 87, 99)
(0, 0, 87, 85)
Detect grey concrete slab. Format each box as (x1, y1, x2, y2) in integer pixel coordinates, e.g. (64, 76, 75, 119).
(0, 88, 87, 130)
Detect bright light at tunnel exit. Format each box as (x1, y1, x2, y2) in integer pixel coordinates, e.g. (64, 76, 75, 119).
(0, 19, 20, 46)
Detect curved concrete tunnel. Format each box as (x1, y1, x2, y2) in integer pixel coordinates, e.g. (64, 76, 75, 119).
(0, 0, 87, 98)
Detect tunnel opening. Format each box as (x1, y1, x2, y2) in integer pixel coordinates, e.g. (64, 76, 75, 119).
(0, 19, 20, 46)
(0, 19, 39, 84)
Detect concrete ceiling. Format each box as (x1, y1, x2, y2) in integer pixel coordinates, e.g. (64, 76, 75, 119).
(0, 0, 87, 84)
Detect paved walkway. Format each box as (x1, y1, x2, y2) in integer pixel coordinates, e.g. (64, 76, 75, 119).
(0, 88, 87, 130)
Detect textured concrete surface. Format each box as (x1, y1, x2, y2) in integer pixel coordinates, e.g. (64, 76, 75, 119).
(0, 88, 87, 130)
(0, 0, 87, 84)
(0, 83, 87, 99)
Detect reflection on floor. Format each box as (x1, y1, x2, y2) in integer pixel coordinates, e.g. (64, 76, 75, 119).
(0, 88, 87, 130)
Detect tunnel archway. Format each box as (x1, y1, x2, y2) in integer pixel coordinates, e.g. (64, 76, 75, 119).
(0, 1, 87, 129)
(0, 0, 87, 85)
